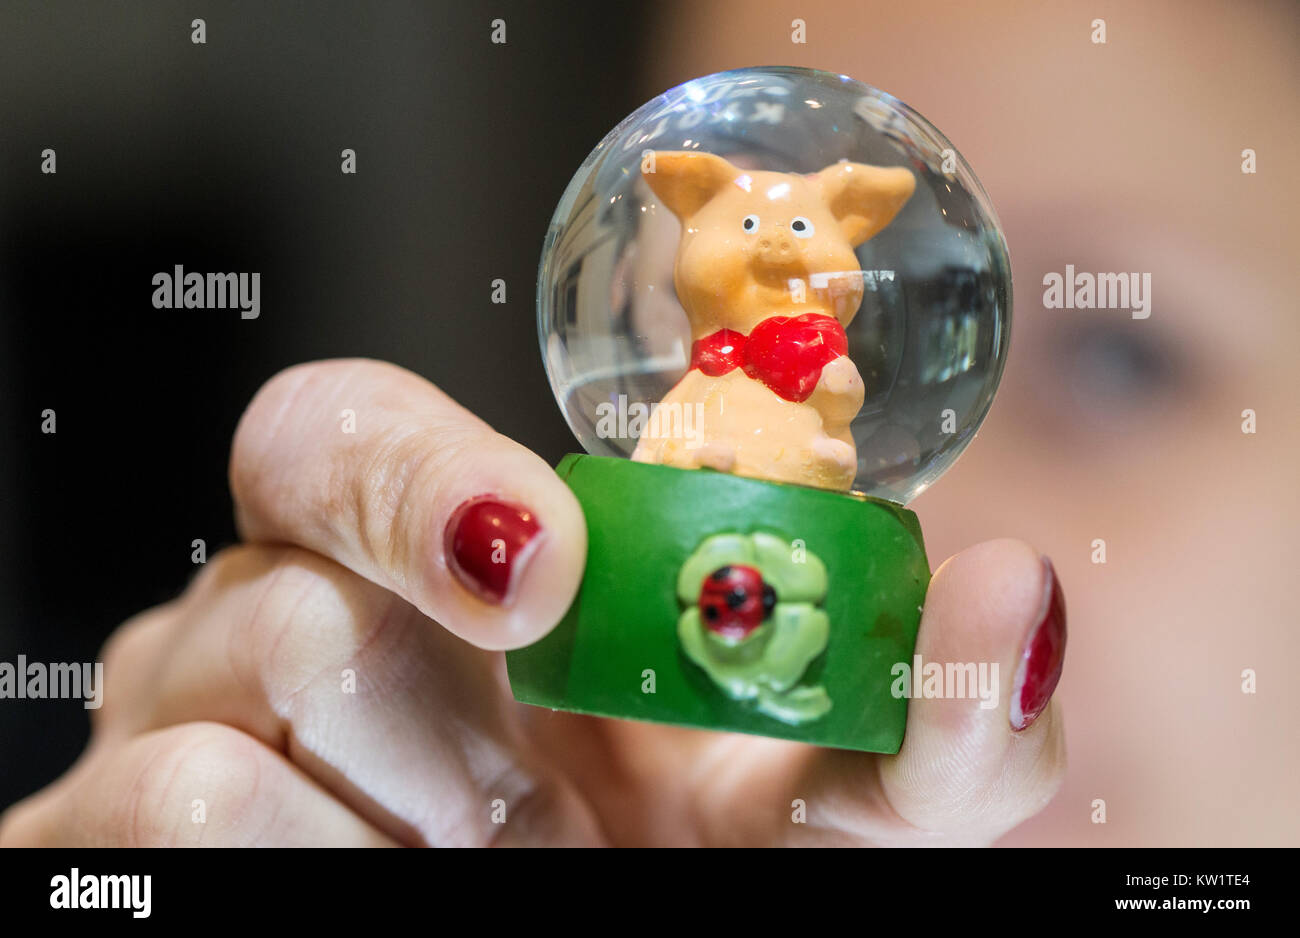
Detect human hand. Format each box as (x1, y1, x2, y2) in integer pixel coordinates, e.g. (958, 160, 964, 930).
(0, 359, 1065, 846)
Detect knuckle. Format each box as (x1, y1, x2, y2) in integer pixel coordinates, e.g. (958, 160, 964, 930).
(334, 422, 474, 580)
(95, 544, 276, 726)
(227, 551, 331, 689)
(116, 723, 269, 847)
(229, 361, 372, 537)
(230, 363, 319, 501)
(93, 604, 180, 732)
(225, 548, 404, 715)
(98, 606, 170, 684)
(352, 430, 431, 575)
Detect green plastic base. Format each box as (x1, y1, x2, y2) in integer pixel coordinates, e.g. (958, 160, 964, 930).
(506, 454, 930, 753)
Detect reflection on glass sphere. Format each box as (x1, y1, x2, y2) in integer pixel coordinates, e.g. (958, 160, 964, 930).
(538, 66, 1011, 503)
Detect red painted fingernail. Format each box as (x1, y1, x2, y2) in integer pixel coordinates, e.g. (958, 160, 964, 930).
(444, 497, 543, 605)
(1010, 558, 1067, 731)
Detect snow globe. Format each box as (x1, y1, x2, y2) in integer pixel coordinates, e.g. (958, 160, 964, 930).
(506, 66, 1012, 752)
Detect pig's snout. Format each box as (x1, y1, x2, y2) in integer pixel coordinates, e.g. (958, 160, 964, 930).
(754, 229, 800, 270)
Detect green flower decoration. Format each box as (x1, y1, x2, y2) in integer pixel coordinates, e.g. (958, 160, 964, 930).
(677, 532, 832, 725)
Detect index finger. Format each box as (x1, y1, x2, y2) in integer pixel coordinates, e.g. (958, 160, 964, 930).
(229, 358, 587, 650)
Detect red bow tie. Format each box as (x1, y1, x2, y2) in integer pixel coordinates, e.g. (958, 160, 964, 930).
(689, 314, 848, 403)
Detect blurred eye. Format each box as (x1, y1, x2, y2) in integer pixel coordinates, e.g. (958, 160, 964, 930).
(1056, 320, 1184, 420)
(790, 216, 815, 238)
(742, 214, 759, 233)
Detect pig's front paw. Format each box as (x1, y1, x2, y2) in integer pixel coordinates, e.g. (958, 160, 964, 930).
(810, 356, 865, 426)
(811, 436, 856, 478)
(818, 355, 862, 395)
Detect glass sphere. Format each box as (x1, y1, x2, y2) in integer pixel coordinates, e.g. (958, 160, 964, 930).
(538, 66, 1011, 503)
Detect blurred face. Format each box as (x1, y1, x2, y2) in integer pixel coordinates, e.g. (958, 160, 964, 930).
(648, 0, 1300, 844)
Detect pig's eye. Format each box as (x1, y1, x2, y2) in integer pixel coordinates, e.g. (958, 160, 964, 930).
(790, 216, 815, 238)
(742, 214, 760, 233)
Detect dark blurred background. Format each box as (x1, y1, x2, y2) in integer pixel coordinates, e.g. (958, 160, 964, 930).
(0, 1, 649, 809)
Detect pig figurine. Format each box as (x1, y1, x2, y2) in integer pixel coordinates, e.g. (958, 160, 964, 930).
(631, 151, 915, 491)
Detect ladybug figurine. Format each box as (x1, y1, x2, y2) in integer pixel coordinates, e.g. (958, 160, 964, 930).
(698, 565, 776, 642)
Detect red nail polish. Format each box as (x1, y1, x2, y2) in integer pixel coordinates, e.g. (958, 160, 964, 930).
(1010, 558, 1066, 731)
(444, 497, 543, 605)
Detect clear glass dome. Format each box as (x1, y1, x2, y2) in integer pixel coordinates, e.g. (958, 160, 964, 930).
(538, 66, 1011, 503)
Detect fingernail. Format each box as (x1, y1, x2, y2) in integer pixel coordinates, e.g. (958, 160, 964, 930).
(444, 497, 543, 605)
(1009, 557, 1067, 732)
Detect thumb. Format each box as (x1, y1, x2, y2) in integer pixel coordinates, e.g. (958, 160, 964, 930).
(878, 538, 1068, 840)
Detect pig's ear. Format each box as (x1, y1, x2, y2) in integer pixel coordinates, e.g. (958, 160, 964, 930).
(641, 151, 742, 220)
(814, 162, 916, 246)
